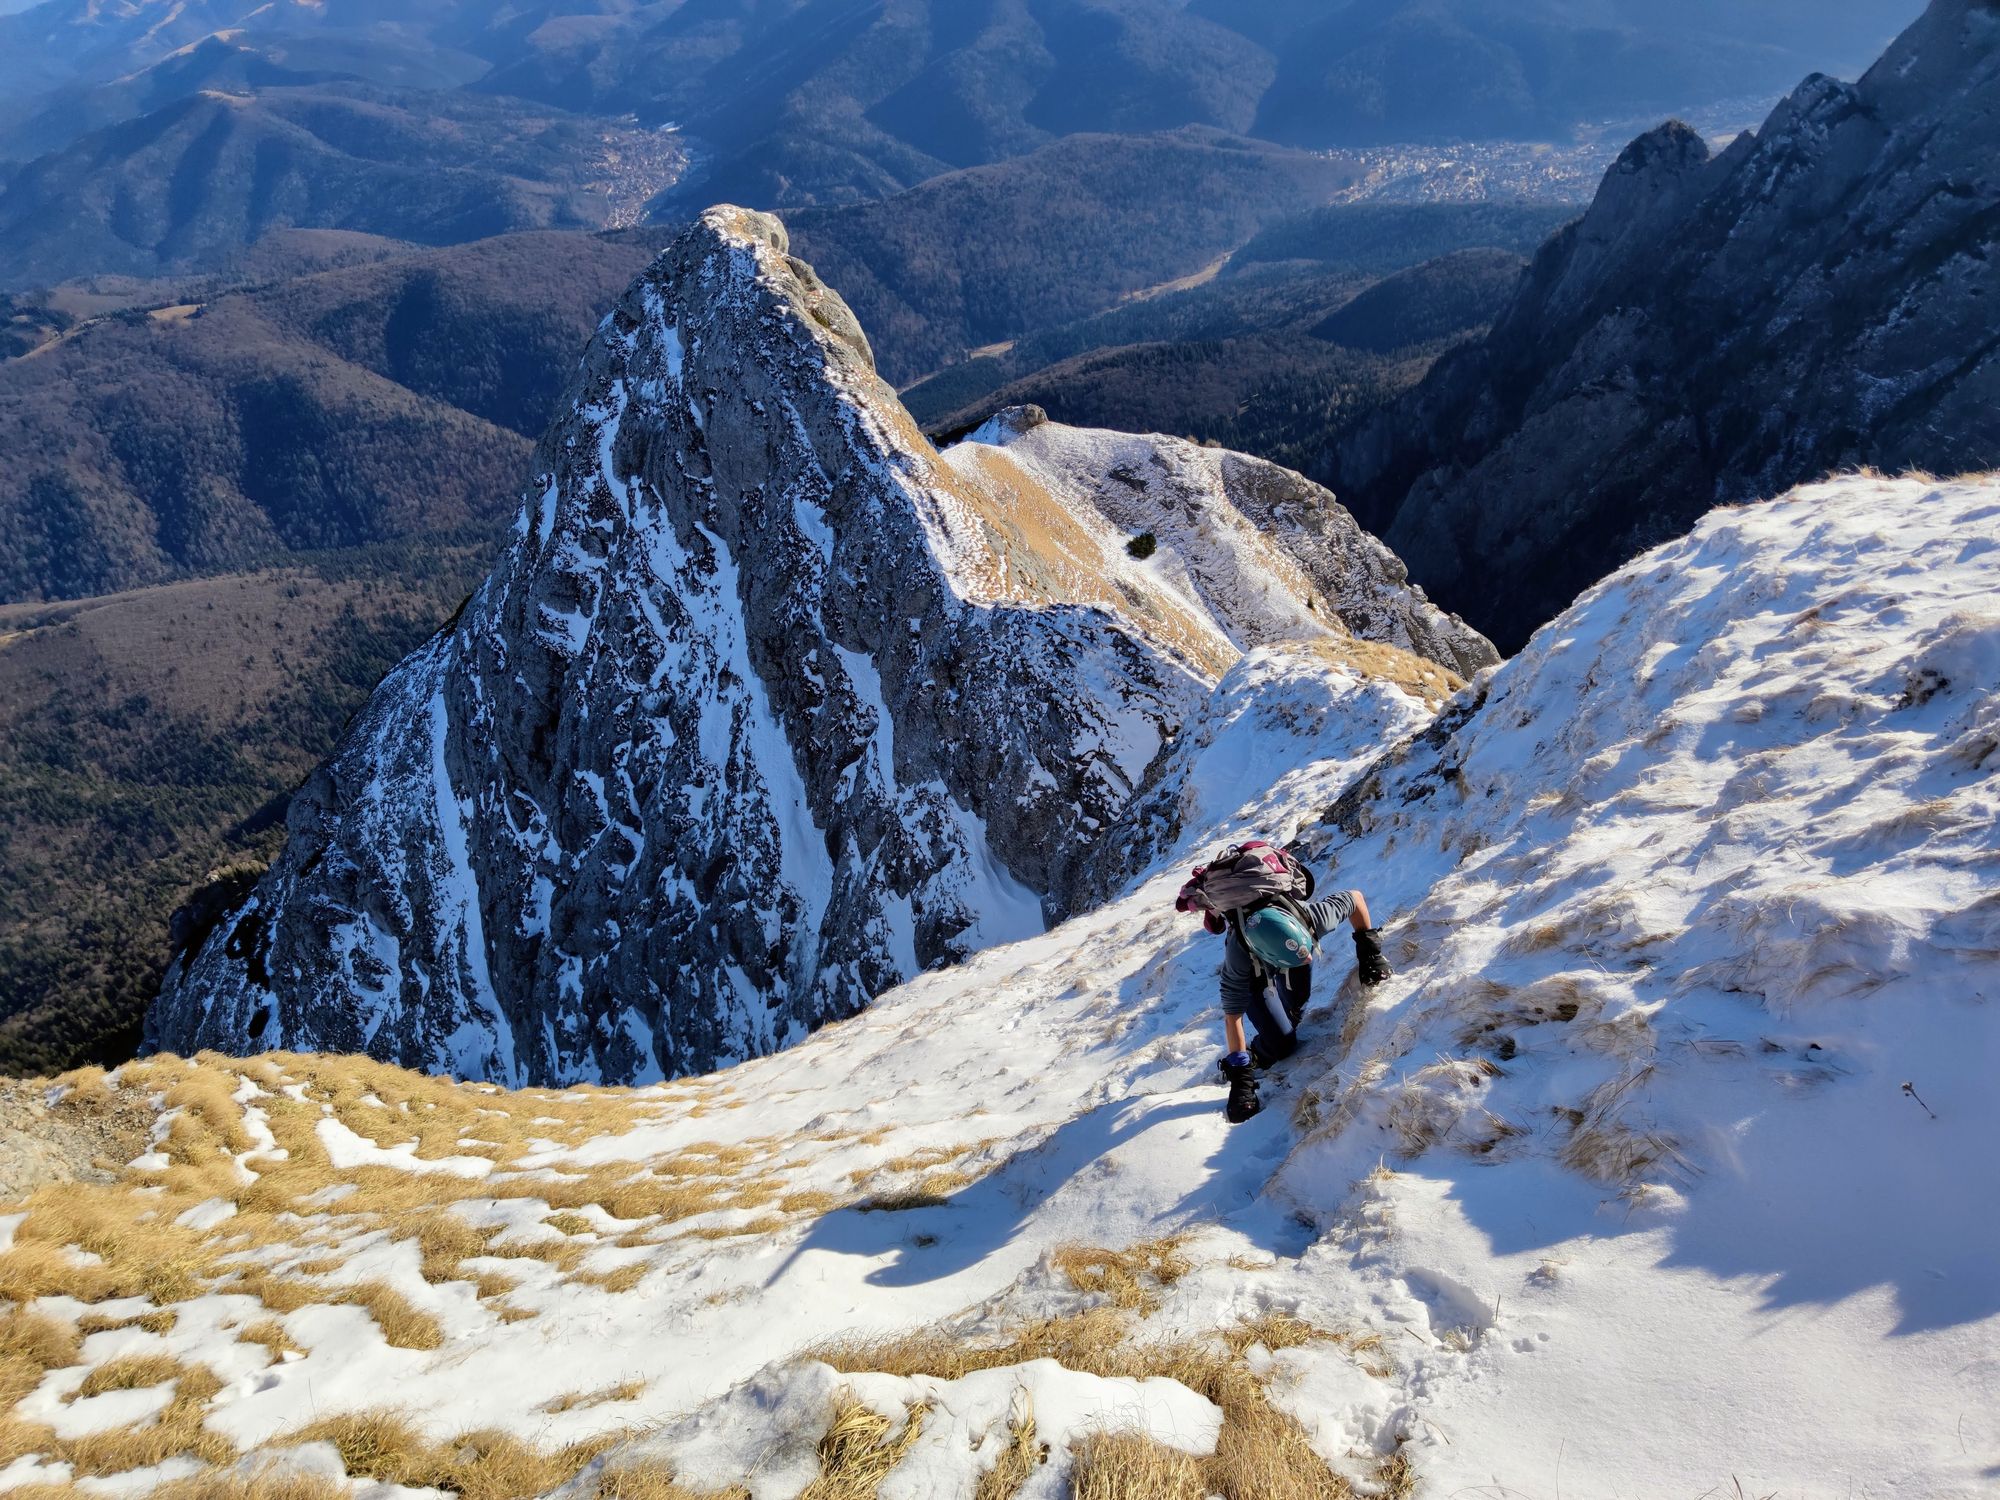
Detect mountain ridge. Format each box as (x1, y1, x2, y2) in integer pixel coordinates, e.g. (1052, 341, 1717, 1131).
(1329, 0, 2000, 651)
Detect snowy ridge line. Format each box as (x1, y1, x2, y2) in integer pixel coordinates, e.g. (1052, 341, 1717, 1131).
(151, 205, 1483, 1089)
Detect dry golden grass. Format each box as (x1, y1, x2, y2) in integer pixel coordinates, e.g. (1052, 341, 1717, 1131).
(1224, 1312, 1352, 1359)
(228, 1272, 441, 1350)
(778, 1190, 847, 1217)
(1, 1358, 235, 1477)
(799, 1399, 929, 1500)
(854, 1188, 951, 1213)
(1558, 1067, 1695, 1188)
(1052, 1235, 1192, 1314)
(74, 1308, 176, 1337)
(972, 1400, 1046, 1500)
(943, 446, 1236, 675)
(0, 1054, 1409, 1498)
(342, 1280, 444, 1350)
(543, 1378, 647, 1414)
(471, 1269, 518, 1301)
(0, 1471, 346, 1500)
(682, 1214, 788, 1241)
(1069, 1430, 1208, 1499)
(590, 1461, 751, 1499)
(1306, 636, 1467, 709)
(571, 1263, 649, 1294)
(237, 1318, 303, 1361)
(289, 1409, 617, 1500)
(815, 1307, 1400, 1500)
(152, 1471, 351, 1500)
(68, 1351, 181, 1400)
(1375, 1446, 1417, 1499)
(0, 1305, 80, 1409)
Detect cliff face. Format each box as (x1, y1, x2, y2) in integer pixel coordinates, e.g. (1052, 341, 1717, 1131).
(1333, 0, 2000, 653)
(151, 208, 1488, 1085)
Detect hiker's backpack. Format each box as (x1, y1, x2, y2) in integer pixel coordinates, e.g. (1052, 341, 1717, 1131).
(1179, 840, 1313, 916)
(1175, 839, 1318, 972)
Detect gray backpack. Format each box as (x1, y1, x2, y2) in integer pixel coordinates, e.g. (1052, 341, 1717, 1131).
(1179, 839, 1315, 917)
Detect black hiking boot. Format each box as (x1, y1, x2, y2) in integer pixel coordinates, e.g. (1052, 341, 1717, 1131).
(1354, 927, 1392, 987)
(1219, 1053, 1262, 1124)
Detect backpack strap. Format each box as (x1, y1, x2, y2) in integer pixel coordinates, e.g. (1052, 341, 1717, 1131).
(1225, 909, 1269, 983)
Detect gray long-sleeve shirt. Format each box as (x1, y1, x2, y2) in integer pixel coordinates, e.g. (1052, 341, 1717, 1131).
(1217, 891, 1355, 1016)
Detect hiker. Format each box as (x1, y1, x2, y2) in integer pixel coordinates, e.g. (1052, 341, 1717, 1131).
(1175, 839, 1392, 1124)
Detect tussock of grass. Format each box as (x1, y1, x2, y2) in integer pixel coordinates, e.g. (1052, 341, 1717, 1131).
(543, 1378, 647, 1413)
(972, 1398, 1045, 1500)
(571, 1263, 648, 1294)
(237, 1318, 303, 1361)
(472, 1270, 519, 1300)
(1069, 1430, 1207, 1499)
(799, 1399, 929, 1500)
(590, 1461, 751, 1499)
(151, 1472, 351, 1500)
(69, 1351, 182, 1399)
(288, 1409, 616, 1500)
(0, 1305, 80, 1408)
(545, 1212, 595, 1235)
(1558, 1067, 1695, 1187)
(1221, 1312, 1375, 1361)
(1374, 1446, 1417, 1499)
(343, 1280, 444, 1350)
(854, 1189, 951, 1213)
(1052, 1235, 1192, 1314)
(75, 1308, 177, 1337)
(486, 1234, 586, 1273)
(777, 1190, 846, 1217)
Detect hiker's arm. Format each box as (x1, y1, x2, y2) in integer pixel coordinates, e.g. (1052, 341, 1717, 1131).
(1218, 935, 1259, 1049)
(1307, 889, 1372, 937)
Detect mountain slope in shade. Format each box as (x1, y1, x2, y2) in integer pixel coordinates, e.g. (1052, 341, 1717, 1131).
(0, 29, 489, 161)
(1331, 0, 2000, 652)
(149, 207, 1490, 1086)
(0, 83, 685, 288)
(0, 229, 668, 605)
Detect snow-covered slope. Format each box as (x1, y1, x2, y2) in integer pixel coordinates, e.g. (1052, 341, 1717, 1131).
(6, 472, 1991, 1496)
(148, 206, 1489, 1088)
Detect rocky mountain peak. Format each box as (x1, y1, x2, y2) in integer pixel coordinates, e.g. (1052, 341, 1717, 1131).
(1330, 0, 2000, 655)
(150, 206, 1489, 1086)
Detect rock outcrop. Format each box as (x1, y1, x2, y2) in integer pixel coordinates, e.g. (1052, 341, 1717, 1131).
(1332, 0, 2000, 653)
(150, 207, 1487, 1085)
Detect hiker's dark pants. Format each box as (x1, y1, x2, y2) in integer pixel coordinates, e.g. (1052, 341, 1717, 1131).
(1245, 965, 1310, 1059)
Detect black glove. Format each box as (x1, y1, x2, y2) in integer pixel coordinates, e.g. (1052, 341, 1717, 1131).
(1354, 926, 1393, 986)
(1220, 1053, 1262, 1123)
